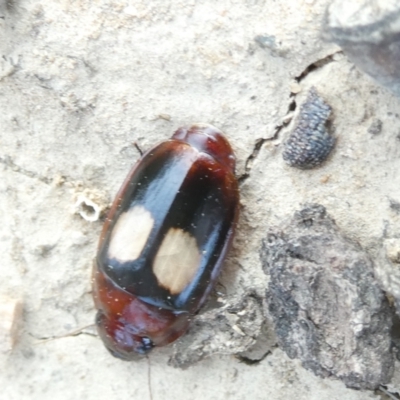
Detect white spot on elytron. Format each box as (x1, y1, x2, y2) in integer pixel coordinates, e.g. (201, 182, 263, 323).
(107, 205, 154, 262)
(153, 228, 201, 294)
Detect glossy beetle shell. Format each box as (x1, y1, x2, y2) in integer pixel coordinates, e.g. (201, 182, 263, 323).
(93, 124, 239, 360)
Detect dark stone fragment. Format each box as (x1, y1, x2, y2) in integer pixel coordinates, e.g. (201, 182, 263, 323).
(260, 204, 394, 390)
(282, 88, 335, 169)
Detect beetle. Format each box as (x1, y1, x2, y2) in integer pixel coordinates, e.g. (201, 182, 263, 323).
(92, 124, 240, 360)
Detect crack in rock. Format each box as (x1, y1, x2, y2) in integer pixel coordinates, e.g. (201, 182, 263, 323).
(295, 52, 341, 83)
(0, 154, 52, 184)
(239, 97, 296, 184)
(29, 325, 96, 342)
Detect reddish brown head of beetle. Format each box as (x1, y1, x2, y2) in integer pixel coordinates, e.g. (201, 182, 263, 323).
(93, 268, 191, 359)
(96, 311, 153, 360)
(172, 123, 236, 172)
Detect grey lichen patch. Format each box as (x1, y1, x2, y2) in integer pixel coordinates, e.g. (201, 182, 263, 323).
(72, 188, 109, 222)
(74, 195, 102, 222)
(260, 204, 394, 390)
(282, 88, 335, 169)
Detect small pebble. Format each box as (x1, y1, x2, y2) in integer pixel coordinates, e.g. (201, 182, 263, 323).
(0, 296, 23, 353)
(282, 88, 335, 169)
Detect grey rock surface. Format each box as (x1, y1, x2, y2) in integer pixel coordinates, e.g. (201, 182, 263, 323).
(261, 204, 394, 390)
(325, 0, 400, 97)
(2, 0, 400, 398)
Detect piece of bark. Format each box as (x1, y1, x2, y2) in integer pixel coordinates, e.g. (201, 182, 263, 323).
(260, 204, 393, 390)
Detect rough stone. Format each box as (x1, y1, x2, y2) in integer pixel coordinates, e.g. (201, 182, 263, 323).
(325, 0, 400, 97)
(2, 0, 400, 398)
(375, 239, 400, 322)
(169, 294, 265, 369)
(261, 204, 394, 390)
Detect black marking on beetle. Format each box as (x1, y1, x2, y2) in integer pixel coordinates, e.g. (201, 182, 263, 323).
(282, 88, 335, 169)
